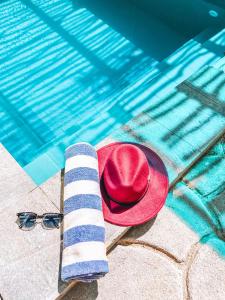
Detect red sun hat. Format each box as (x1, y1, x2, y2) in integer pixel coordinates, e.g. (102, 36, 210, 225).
(97, 142, 169, 226)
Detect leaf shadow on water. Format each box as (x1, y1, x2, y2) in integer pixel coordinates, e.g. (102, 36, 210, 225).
(0, 1, 225, 296)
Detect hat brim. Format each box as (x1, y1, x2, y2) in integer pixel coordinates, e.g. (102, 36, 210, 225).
(97, 142, 169, 226)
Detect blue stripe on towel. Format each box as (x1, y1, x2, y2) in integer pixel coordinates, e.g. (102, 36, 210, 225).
(61, 260, 109, 281)
(64, 194, 102, 215)
(64, 225, 105, 247)
(64, 167, 99, 186)
(66, 144, 97, 159)
(62, 142, 108, 282)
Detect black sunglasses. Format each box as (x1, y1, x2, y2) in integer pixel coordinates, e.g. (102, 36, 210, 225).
(16, 212, 63, 230)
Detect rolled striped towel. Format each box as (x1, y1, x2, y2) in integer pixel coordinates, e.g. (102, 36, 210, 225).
(61, 142, 109, 282)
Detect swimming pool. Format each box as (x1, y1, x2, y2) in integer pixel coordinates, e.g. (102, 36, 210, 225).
(0, 0, 225, 184)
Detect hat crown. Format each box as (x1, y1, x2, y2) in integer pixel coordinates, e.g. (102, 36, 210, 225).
(103, 144, 149, 204)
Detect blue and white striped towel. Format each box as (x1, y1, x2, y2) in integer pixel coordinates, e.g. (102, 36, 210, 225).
(61, 142, 109, 282)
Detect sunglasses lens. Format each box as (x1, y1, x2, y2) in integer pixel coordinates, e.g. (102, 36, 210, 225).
(17, 213, 36, 230)
(42, 214, 62, 229)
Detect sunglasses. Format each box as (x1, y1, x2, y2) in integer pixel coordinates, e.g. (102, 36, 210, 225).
(16, 212, 63, 230)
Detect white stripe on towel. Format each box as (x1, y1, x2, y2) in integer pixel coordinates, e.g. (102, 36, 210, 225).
(64, 180, 101, 201)
(65, 155, 98, 173)
(62, 241, 107, 268)
(64, 208, 105, 231)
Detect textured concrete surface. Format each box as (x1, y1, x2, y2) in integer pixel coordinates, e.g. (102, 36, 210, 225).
(1, 127, 225, 300)
(0, 145, 35, 202)
(63, 245, 183, 300)
(1, 122, 225, 300)
(0, 241, 61, 300)
(0, 145, 61, 300)
(125, 206, 199, 262)
(0, 142, 128, 300)
(0, 187, 60, 266)
(188, 238, 225, 300)
(41, 172, 62, 210)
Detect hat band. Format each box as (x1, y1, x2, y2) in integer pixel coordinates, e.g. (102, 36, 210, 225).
(103, 176, 150, 207)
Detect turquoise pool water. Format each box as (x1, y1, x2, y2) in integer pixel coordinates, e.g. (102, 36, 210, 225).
(0, 0, 225, 184)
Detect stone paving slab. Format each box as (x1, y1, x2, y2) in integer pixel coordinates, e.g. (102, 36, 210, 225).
(63, 245, 183, 300)
(1, 122, 225, 300)
(1, 64, 225, 299)
(64, 184, 225, 300)
(0, 145, 35, 200)
(188, 237, 225, 300)
(0, 188, 60, 267)
(40, 172, 62, 210)
(0, 241, 61, 300)
(124, 206, 199, 262)
(2, 130, 223, 300)
(0, 142, 128, 299)
(1, 131, 224, 300)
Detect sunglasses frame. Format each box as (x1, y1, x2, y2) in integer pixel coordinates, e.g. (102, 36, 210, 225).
(16, 212, 63, 230)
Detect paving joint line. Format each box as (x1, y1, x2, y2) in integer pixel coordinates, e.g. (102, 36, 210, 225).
(40, 187, 61, 211)
(58, 127, 225, 298)
(117, 238, 183, 264)
(183, 241, 201, 300)
(183, 232, 215, 300)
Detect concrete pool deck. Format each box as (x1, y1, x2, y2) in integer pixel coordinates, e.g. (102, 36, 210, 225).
(0, 115, 224, 299)
(0, 9, 225, 298)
